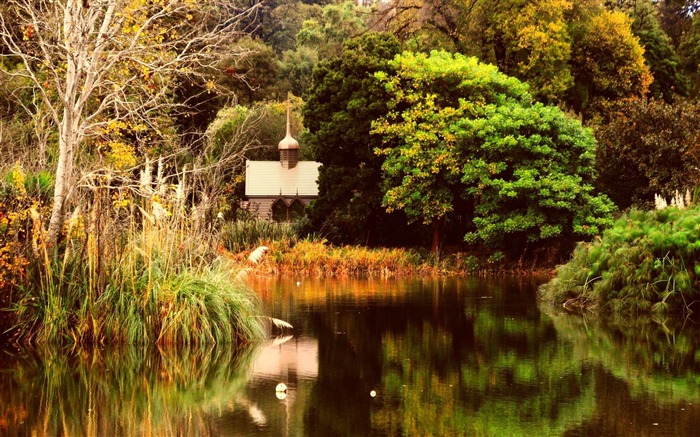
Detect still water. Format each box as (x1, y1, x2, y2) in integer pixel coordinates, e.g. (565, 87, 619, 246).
(1, 277, 700, 436)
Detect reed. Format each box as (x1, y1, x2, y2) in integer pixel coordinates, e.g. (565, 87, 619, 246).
(11, 161, 265, 345)
(540, 205, 700, 314)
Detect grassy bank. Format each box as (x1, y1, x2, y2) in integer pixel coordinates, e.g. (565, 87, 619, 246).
(219, 220, 535, 277)
(540, 205, 700, 314)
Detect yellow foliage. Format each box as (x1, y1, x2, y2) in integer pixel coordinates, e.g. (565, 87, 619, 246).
(575, 9, 653, 98)
(0, 242, 28, 290)
(7, 163, 27, 196)
(106, 140, 137, 170)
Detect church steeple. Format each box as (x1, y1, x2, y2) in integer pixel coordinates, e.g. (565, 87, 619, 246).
(278, 97, 299, 169)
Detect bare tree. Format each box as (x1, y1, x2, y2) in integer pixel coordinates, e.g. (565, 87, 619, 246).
(0, 0, 259, 246)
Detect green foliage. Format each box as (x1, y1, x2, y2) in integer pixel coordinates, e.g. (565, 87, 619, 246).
(374, 50, 615, 254)
(594, 97, 700, 209)
(208, 99, 306, 162)
(540, 205, 700, 314)
(679, 10, 700, 95)
(278, 45, 319, 96)
(465, 255, 479, 273)
(11, 166, 265, 346)
(217, 37, 280, 104)
(296, 0, 368, 59)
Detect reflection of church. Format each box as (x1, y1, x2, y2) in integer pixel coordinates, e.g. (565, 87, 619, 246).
(244, 105, 320, 221)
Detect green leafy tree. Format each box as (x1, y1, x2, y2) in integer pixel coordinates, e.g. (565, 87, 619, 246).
(217, 37, 280, 105)
(278, 46, 320, 97)
(303, 33, 407, 245)
(297, 1, 369, 60)
(374, 51, 615, 256)
(375, 0, 575, 102)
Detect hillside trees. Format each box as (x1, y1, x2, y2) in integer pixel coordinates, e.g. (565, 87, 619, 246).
(374, 51, 615, 255)
(373, 0, 654, 112)
(0, 0, 259, 246)
(679, 10, 700, 95)
(469, 0, 574, 103)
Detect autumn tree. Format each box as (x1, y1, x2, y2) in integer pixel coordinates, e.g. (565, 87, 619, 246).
(0, 0, 259, 246)
(374, 51, 615, 256)
(469, 0, 574, 102)
(568, 9, 653, 113)
(607, 0, 689, 101)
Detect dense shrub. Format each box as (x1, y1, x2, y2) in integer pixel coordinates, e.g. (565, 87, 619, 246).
(540, 205, 700, 314)
(594, 98, 700, 209)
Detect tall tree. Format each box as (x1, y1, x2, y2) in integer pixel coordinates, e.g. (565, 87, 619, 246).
(471, 0, 574, 102)
(679, 10, 700, 95)
(0, 0, 258, 245)
(303, 32, 404, 245)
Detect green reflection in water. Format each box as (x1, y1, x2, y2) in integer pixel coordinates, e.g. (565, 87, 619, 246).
(0, 344, 255, 436)
(372, 278, 595, 436)
(544, 306, 700, 405)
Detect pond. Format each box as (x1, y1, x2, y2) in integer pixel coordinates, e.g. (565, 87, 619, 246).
(1, 276, 700, 436)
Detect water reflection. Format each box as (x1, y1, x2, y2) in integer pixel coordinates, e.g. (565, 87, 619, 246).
(0, 344, 258, 436)
(2, 277, 700, 436)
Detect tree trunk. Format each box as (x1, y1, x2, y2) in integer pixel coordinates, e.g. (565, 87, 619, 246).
(47, 117, 77, 247)
(47, 1, 82, 248)
(431, 217, 443, 256)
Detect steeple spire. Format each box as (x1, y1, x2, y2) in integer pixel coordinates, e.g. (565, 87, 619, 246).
(278, 94, 299, 169)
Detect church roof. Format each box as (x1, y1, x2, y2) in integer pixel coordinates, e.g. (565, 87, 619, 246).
(245, 160, 321, 197)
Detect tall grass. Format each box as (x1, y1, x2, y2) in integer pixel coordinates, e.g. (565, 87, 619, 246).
(540, 205, 700, 314)
(258, 238, 438, 277)
(12, 161, 265, 345)
(220, 218, 298, 253)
